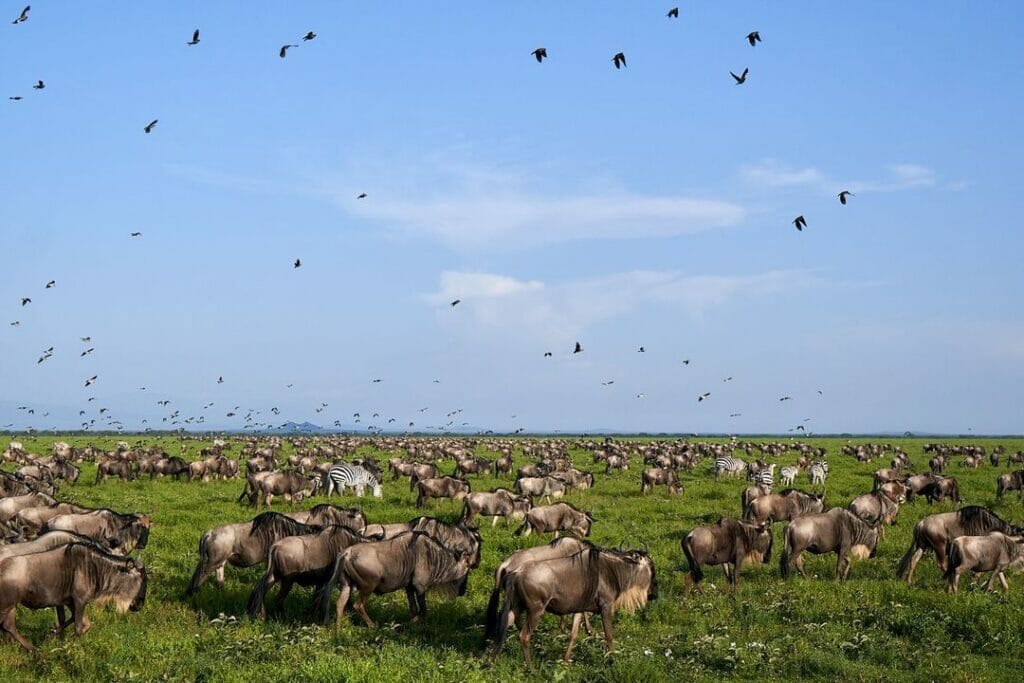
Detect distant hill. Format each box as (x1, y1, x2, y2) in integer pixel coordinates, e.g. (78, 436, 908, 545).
(278, 421, 325, 433)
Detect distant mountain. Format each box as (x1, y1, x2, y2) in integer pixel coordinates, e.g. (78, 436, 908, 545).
(279, 421, 325, 433)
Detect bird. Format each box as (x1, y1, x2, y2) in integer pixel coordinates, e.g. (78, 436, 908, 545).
(543, 351, 553, 357)
(45, 280, 55, 288)
(9, 321, 19, 327)
(612, 52, 627, 69)
(187, 29, 200, 46)
(294, 258, 301, 268)
(217, 376, 224, 384)
(667, 7, 679, 19)
(747, 31, 761, 46)
(838, 191, 854, 205)
(37, 353, 51, 364)
(80, 348, 94, 357)
(303, 31, 317, 41)
(681, 359, 690, 365)
(793, 215, 808, 231)
(32, 80, 44, 90)
(372, 378, 382, 383)
(450, 299, 461, 307)
(779, 396, 792, 401)
(21, 298, 31, 306)
(817, 390, 824, 395)
(85, 375, 98, 387)
(796, 425, 806, 431)
(80, 336, 91, 342)
(144, 120, 158, 134)
(356, 192, 367, 199)
(602, 380, 615, 386)
(9, 96, 23, 101)
(279, 44, 297, 58)
(130, 232, 142, 237)
(730, 413, 742, 417)
(698, 392, 711, 402)
(12, 6, 29, 24)
(573, 342, 583, 354)
(723, 376, 733, 382)
(531, 48, 547, 63)
(636, 393, 645, 399)
(731, 68, 749, 84)
(286, 383, 294, 388)
(638, 346, 645, 353)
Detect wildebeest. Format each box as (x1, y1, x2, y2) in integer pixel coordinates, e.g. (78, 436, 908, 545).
(301, 504, 367, 533)
(246, 524, 364, 619)
(0, 492, 56, 523)
(897, 506, 1024, 585)
(946, 532, 1024, 593)
(453, 456, 491, 479)
(186, 512, 322, 595)
(513, 476, 567, 502)
(744, 489, 825, 524)
(10, 502, 91, 538)
(415, 476, 470, 508)
(483, 536, 592, 643)
(314, 531, 473, 627)
(848, 490, 902, 530)
(149, 456, 190, 480)
(462, 489, 531, 526)
(410, 516, 483, 568)
(740, 484, 770, 514)
(996, 470, 1024, 500)
(780, 508, 879, 580)
(641, 467, 682, 495)
(489, 546, 657, 667)
(682, 517, 773, 594)
(252, 472, 321, 508)
(95, 459, 135, 483)
(514, 502, 592, 538)
(0, 530, 109, 562)
(44, 509, 152, 554)
(919, 476, 960, 506)
(0, 543, 146, 650)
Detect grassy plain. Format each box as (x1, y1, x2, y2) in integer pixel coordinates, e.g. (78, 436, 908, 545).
(1, 435, 1023, 682)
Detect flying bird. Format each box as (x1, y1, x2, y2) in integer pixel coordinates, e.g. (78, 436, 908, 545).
(638, 346, 645, 353)
(356, 192, 367, 199)
(450, 299, 460, 307)
(612, 52, 627, 69)
(12, 6, 29, 24)
(80, 336, 91, 342)
(217, 376, 224, 384)
(33, 80, 44, 90)
(45, 280, 55, 288)
(681, 359, 690, 365)
(698, 392, 711, 402)
(187, 29, 200, 46)
(80, 348, 94, 357)
(303, 31, 317, 41)
(779, 396, 792, 401)
(85, 375, 98, 387)
(636, 393, 645, 399)
(543, 351, 552, 357)
(144, 120, 158, 134)
(723, 376, 733, 382)
(294, 258, 301, 268)
(838, 191, 854, 205)
(279, 44, 297, 58)
(667, 7, 679, 18)
(130, 232, 142, 237)
(793, 215, 807, 231)
(573, 341, 583, 354)
(747, 31, 761, 46)
(730, 413, 742, 417)
(9, 321, 18, 327)
(817, 390, 823, 395)
(731, 68, 749, 84)
(21, 298, 31, 306)
(372, 378, 382, 383)
(601, 380, 615, 386)
(531, 47, 547, 63)
(9, 96, 23, 101)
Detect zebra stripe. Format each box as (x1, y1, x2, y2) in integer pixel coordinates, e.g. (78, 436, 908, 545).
(808, 460, 829, 485)
(779, 466, 799, 486)
(327, 463, 382, 498)
(753, 463, 775, 488)
(714, 456, 747, 479)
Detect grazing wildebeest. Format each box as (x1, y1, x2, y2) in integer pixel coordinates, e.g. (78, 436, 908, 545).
(0, 531, 109, 562)
(44, 509, 151, 555)
(11, 502, 91, 538)
(453, 456, 491, 479)
(149, 456, 190, 480)
(362, 521, 415, 540)
(848, 491, 902, 531)
(186, 512, 322, 595)
(946, 532, 1024, 593)
(246, 524, 364, 619)
(604, 454, 629, 474)
(641, 467, 682, 495)
(513, 476, 567, 502)
(514, 502, 592, 538)
(996, 470, 1024, 501)
(878, 480, 908, 505)
(780, 508, 879, 580)
(483, 536, 593, 643)
(410, 516, 483, 568)
(682, 517, 773, 594)
(489, 546, 657, 667)
(919, 477, 960, 506)
(95, 459, 135, 483)
(744, 489, 825, 524)
(516, 463, 550, 480)
(415, 476, 471, 508)
(253, 472, 321, 508)
(492, 454, 514, 476)
(897, 506, 1024, 585)
(462, 490, 532, 526)
(302, 504, 367, 533)
(0, 492, 56, 523)
(873, 468, 905, 490)
(740, 484, 770, 514)
(0, 543, 146, 650)
(904, 473, 940, 500)
(314, 531, 473, 627)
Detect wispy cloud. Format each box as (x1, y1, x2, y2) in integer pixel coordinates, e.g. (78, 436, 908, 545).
(425, 268, 813, 343)
(740, 160, 940, 194)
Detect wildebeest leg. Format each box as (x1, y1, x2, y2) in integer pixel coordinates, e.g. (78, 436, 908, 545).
(519, 607, 541, 669)
(905, 548, 924, 584)
(334, 581, 352, 627)
(214, 564, 226, 590)
(599, 605, 615, 652)
(563, 613, 584, 662)
(1, 609, 34, 650)
(984, 570, 1001, 592)
(72, 600, 92, 637)
(948, 567, 961, 593)
(492, 515, 499, 527)
(273, 580, 292, 617)
(353, 592, 375, 628)
(722, 563, 733, 583)
(997, 572, 1010, 592)
(934, 541, 948, 573)
(583, 613, 593, 635)
(406, 587, 419, 621)
(837, 552, 850, 581)
(416, 591, 427, 620)
(794, 553, 807, 578)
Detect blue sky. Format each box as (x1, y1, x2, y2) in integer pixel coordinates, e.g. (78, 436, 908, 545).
(2, 1, 1022, 434)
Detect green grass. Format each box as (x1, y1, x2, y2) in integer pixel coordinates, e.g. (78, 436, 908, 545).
(2, 435, 1024, 682)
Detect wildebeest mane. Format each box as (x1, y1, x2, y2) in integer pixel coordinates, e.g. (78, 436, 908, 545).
(249, 512, 320, 544)
(959, 506, 1023, 536)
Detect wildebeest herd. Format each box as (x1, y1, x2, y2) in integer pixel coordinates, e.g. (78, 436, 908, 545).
(1, 435, 1023, 668)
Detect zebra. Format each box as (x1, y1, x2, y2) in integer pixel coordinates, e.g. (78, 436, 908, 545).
(808, 460, 829, 486)
(780, 465, 800, 486)
(326, 463, 383, 498)
(752, 463, 775, 489)
(714, 456, 747, 481)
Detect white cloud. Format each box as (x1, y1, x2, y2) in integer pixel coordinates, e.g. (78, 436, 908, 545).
(740, 159, 940, 195)
(425, 268, 812, 343)
(739, 161, 827, 188)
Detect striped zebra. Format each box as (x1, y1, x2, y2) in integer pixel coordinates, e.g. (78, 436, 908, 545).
(714, 456, 747, 481)
(779, 465, 800, 486)
(808, 460, 829, 486)
(326, 463, 383, 498)
(752, 463, 775, 489)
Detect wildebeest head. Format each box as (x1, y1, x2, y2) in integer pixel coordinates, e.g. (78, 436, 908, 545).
(753, 521, 774, 563)
(128, 561, 148, 612)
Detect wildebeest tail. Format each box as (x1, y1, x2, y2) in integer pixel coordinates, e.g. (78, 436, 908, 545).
(681, 534, 704, 584)
(896, 520, 925, 579)
(944, 540, 963, 584)
(246, 568, 273, 619)
(314, 555, 344, 625)
(491, 571, 518, 653)
(186, 533, 211, 596)
(779, 528, 792, 579)
(483, 581, 504, 643)
(512, 520, 527, 536)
